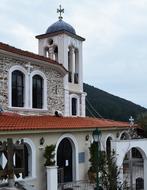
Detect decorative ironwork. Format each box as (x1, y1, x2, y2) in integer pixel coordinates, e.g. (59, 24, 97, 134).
(0, 138, 25, 180)
(57, 5, 64, 20)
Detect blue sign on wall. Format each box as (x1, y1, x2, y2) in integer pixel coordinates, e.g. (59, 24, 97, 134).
(79, 152, 85, 163)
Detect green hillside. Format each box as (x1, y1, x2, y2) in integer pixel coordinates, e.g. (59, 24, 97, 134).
(84, 83, 147, 122)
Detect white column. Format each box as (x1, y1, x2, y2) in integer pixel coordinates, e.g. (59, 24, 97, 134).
(78, 43, 83, 91)
(49, 46, 54, 60)
(70, 47, 75, 83)
(81, 93, 86, 117)
(46, 166, 58, 190)
(64, 90, 69, 116)
(144, 159, 147, 190)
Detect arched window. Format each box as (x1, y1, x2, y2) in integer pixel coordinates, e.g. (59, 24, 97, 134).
(72, 98, 77, 116)
(32, 75, 43, 109)
(106, 137, 112, 156)
(12, 70, 24, 107)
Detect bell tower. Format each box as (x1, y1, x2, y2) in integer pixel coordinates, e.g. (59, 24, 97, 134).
(36, 5, 86, 117)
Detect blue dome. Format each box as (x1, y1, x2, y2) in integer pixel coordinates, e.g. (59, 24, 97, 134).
(46, 20, 76, 34)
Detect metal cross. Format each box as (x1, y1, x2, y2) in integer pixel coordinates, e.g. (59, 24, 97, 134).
(129, 116, 134, 126)
(57, 5, 64, 20)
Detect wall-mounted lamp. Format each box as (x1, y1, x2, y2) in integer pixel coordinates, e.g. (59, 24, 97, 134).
(40, 137, 45, 146)
(85, 134, 89, 141)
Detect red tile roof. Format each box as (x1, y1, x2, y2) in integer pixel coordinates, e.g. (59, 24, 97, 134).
(0, 113, 130, 131)
(0, 42, 67, 73)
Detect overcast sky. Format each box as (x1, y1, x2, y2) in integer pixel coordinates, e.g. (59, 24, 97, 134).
(0, 0, 147, 108)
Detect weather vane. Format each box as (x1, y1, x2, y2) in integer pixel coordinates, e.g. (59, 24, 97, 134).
(57, 5, 64, 20)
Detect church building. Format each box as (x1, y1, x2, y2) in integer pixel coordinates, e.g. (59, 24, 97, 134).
(0, 6, 146, 190)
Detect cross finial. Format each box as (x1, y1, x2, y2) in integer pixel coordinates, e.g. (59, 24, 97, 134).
(57, 5, 64, 20)
(129, 116, 134, 127)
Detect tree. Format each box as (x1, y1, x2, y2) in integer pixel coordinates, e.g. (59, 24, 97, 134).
(88, 142, 128, 190)
(137, 112, 147, 137)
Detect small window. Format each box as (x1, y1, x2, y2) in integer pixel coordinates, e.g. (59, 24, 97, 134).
(72, 98, 77, 115)
(32, 75, 43, 109)
(12, 70, 24, 107)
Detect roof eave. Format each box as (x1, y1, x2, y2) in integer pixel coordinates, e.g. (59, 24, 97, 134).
(36, 30, 85, 41)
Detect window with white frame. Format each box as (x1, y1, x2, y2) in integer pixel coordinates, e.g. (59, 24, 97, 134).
(12, 70, 24, 107)
(70, 95, 80, 116)
(72, 98, 77, 116)
(9, 66, 28, 108)
(9, 66, 47, 110)
(30, 71, 47, 110)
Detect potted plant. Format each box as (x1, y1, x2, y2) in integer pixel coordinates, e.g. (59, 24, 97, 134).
(44, 144, 56, 166)
(44, 144, 58, 190)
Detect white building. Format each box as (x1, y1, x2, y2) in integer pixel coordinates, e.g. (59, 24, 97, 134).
(0, 6, 146, 190)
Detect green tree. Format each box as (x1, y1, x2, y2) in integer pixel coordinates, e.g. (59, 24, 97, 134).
(137, 112, 147, 137)
(88, 142, 128, 190)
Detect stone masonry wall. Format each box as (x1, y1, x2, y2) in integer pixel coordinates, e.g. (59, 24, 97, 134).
(0, 51, 65, 115)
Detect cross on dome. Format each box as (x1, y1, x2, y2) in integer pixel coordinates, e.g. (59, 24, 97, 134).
(57, 5, 64, 20)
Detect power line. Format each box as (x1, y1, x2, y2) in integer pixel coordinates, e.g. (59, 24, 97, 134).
(86, 104, 97, 118)
(86, 97, 104, 119)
